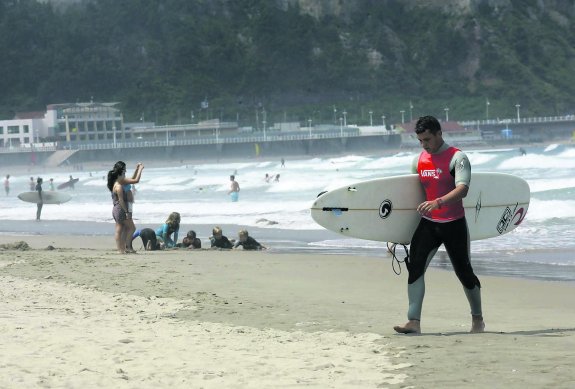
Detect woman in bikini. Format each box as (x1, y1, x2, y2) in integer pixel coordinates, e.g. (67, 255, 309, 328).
(107, 161, 144, 253)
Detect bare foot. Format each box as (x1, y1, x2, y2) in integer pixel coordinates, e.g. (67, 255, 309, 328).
(471, 315, 485, 333)
(393, 320, 421, 334)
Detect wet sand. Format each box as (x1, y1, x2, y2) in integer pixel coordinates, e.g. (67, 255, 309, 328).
(0, 235, 573, 388)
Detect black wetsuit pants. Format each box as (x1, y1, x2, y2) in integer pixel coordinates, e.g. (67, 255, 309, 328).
(407, 217, 481, 290)
(139, 228, 158, 251)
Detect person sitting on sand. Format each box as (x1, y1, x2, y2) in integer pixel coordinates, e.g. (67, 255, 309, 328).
(210, 226, 234, 249)
(233, 229, 266, 250)
(155, 212, 181, 248)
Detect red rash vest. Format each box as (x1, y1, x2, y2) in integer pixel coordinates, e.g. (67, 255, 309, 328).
(417, 146, 465, 222)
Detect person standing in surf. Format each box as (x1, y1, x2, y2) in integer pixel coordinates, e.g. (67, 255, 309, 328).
(394, 115, 484, 335)
(35, 177, 43, 221)
(228, 175, 240, 202)
(4, 174, 9, 196)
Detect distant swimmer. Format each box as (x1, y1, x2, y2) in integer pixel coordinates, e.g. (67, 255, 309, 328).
(274, 174, 280, 182)
(49, 178, 55, 191)
(519, 147, 527, 156)
(281, 158, 285, 167)
(228, 175, 240, 202)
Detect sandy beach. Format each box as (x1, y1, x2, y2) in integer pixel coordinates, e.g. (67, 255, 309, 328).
(0, 234, 574, 388)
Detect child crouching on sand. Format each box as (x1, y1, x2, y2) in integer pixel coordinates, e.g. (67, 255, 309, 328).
(233, 229, 266, 250)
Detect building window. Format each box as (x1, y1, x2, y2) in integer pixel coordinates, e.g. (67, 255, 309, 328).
(24, 125, 29, 133)
(0, 126, 3, 134)
(8, 126, 19, 134)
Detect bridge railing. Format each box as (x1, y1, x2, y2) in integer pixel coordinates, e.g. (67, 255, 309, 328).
(460, 114, 575, 126)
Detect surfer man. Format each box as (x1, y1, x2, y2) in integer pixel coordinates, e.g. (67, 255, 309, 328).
(68, 175, 75, 190)
(394, 115, 484, 335)
(228, 175, 240, 202)
(35, 177, 43, 221)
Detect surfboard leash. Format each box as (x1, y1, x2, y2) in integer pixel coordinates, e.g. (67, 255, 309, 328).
(387, 242, 409, 275)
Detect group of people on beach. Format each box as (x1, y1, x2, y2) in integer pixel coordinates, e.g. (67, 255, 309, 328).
(107, 125, 486, 335)
(107, 161, 265, 254)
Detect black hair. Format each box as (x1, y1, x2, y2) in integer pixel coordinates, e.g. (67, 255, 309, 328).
(415, 116, 441, 135)
(107, 161, 126, 192)
(186, 230, 197, 239)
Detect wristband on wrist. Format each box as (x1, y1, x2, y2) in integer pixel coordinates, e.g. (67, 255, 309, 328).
(436, 198, 443, 209)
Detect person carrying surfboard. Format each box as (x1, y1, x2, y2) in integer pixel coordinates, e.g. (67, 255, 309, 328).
(35, 177, 43, 221)
(394, 115, 485, 335)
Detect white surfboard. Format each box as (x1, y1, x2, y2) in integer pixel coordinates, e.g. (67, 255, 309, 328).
(18, 191, 72, 205)
(310, 173, 530, 244)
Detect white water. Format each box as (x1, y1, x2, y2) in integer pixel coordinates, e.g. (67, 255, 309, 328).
(2, 143, 574, 281)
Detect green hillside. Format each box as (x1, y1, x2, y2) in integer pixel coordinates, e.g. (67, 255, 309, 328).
(1, 0, 574, 126)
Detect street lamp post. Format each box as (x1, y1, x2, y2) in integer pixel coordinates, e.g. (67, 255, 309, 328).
(262, 109, 267, 140)
(409, 101, 414, 122)
(342, 110, 347, 127)
(515, 104, 521, 122)
(369, 110, 373, 126)
(485, 99, 490, 121)
(444, 107, 449, 122)
(308, 119, 312, 138)
(333, 105, 337, 124)
(339, 117, 343, 137)
(400, 110, 405, 124)
(382, 115, 386, 127)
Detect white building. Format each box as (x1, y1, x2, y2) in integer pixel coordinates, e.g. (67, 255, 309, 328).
(1, 101, 124, 150)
